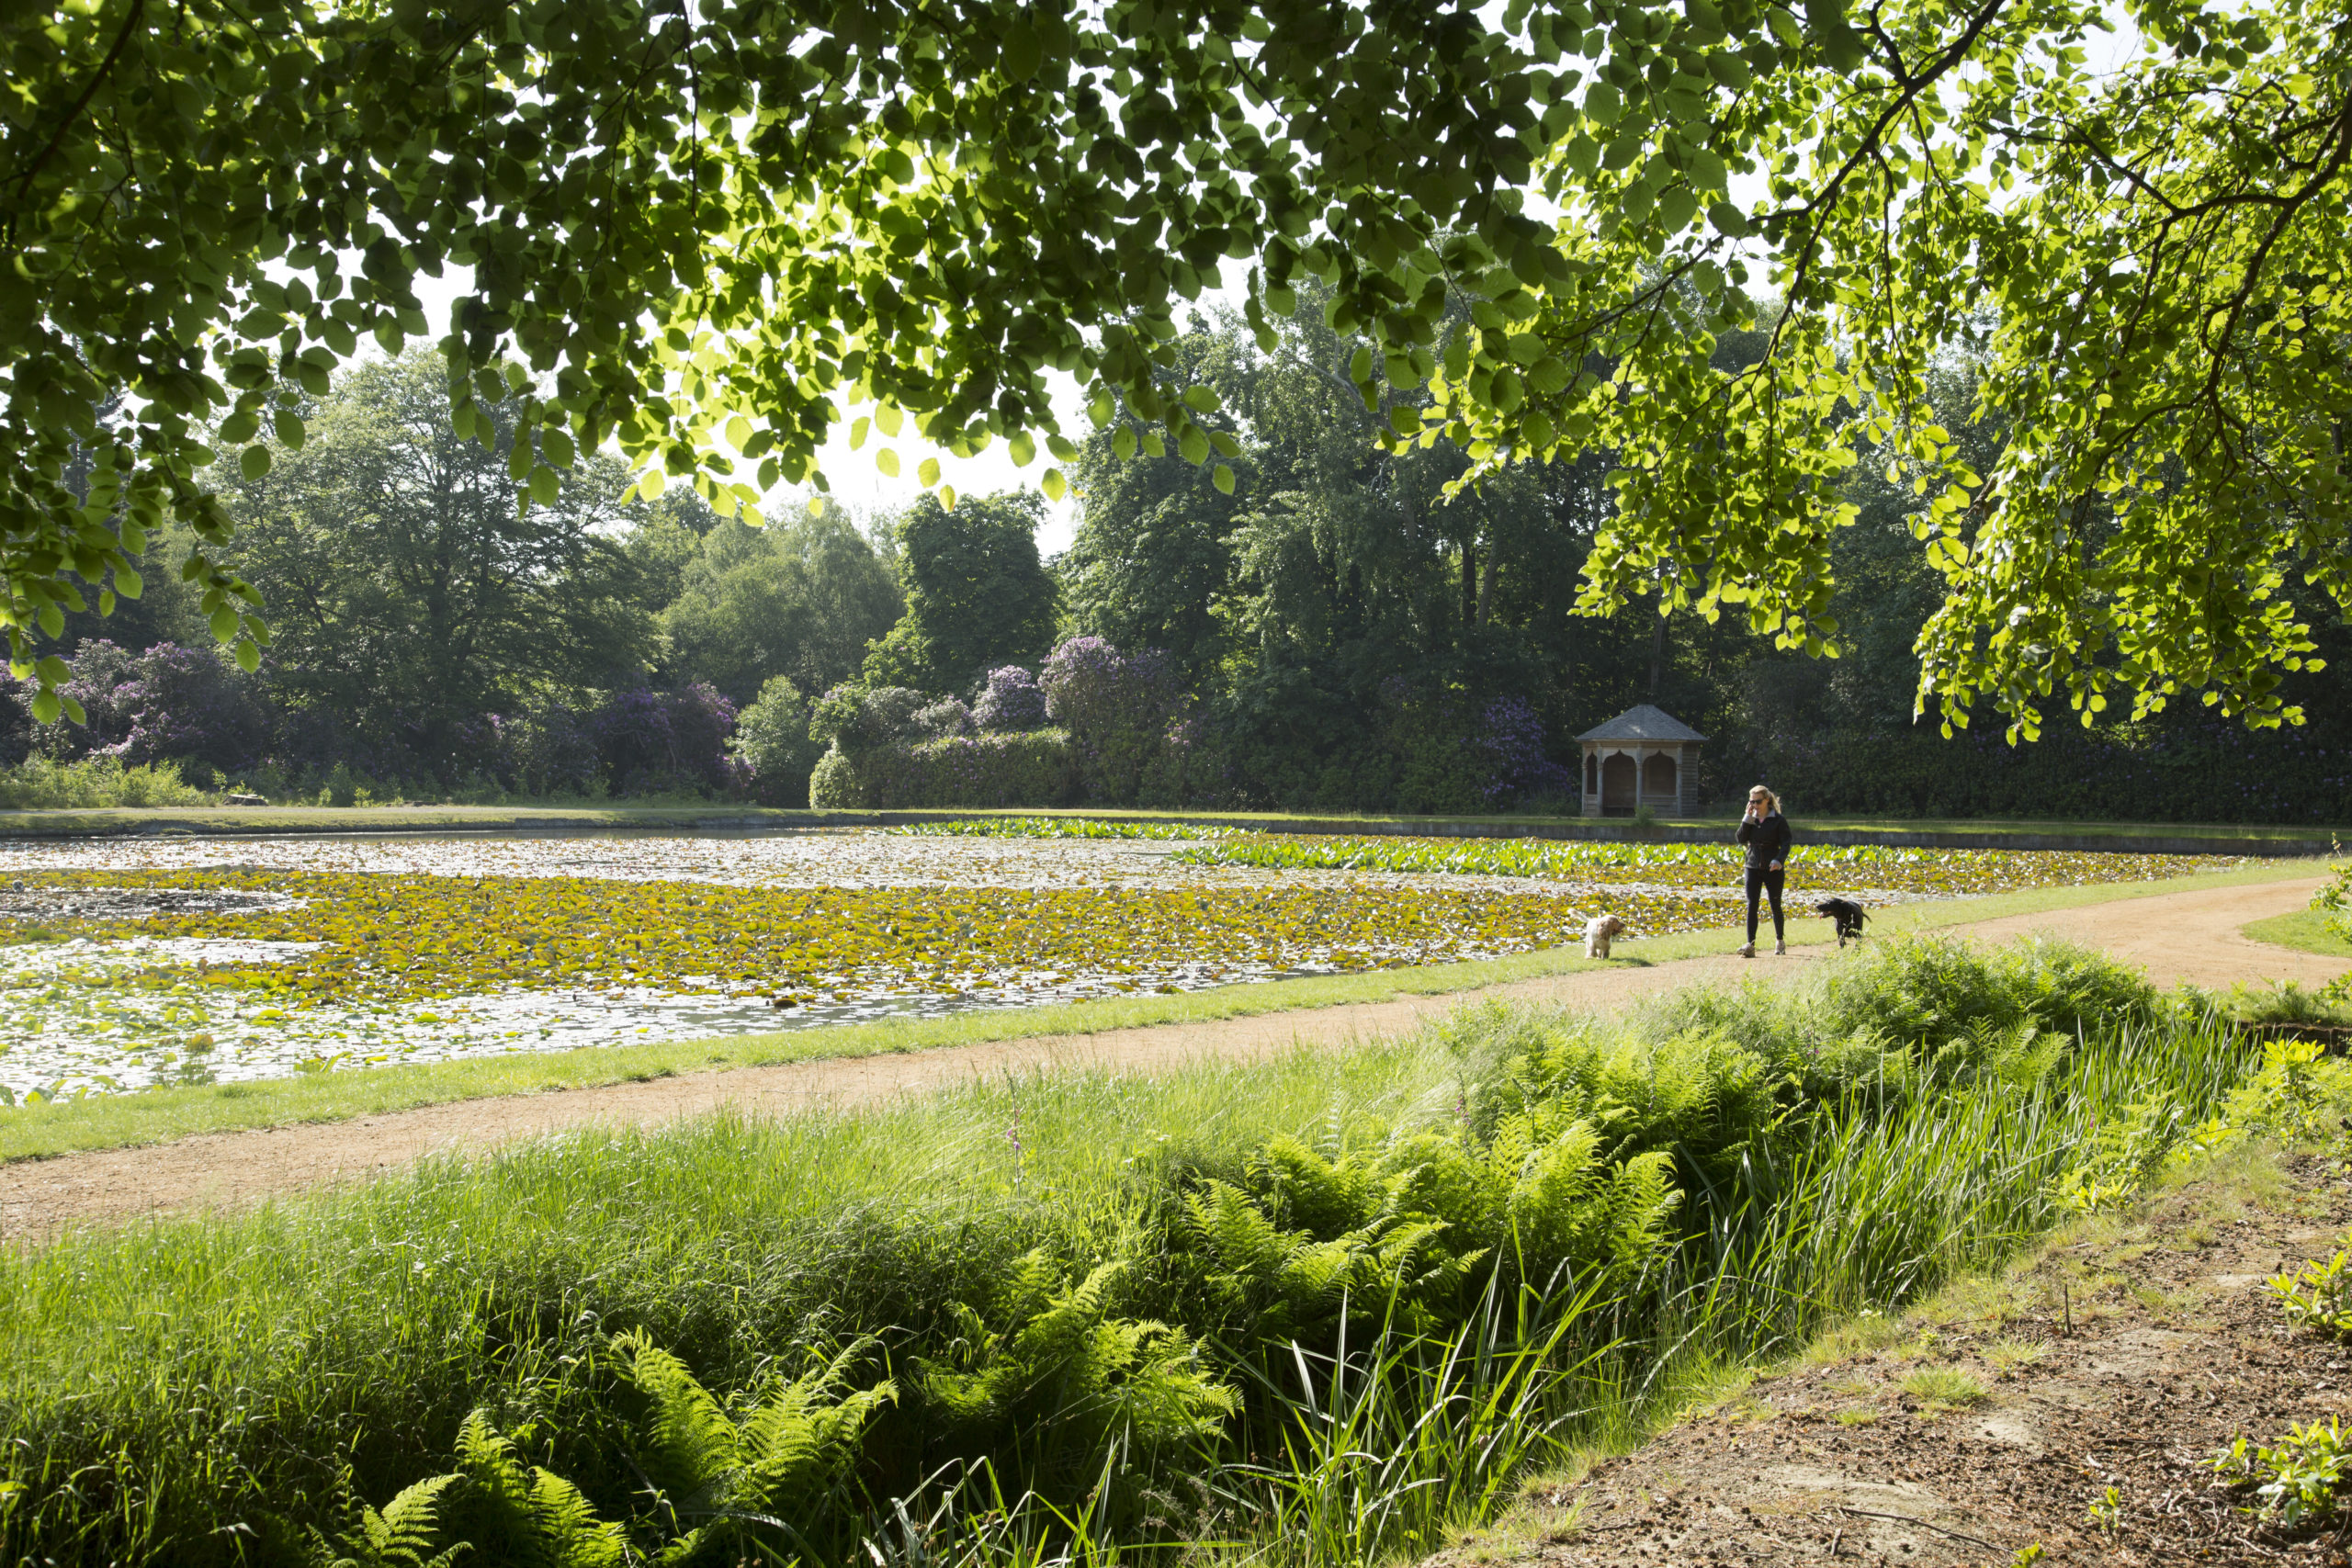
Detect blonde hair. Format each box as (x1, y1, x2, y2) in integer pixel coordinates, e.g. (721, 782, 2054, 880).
(1747, 784, 1781, 814)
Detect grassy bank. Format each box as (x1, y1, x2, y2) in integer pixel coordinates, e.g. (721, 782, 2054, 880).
(0, 860, 2323, 1164)
(0, 935, 2264, 1565)
(1452, 1055, 2352, 1565)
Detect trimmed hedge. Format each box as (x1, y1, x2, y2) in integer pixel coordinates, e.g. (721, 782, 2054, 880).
(808, 728, 1077, 808)
(1737, 713, 2352, 823)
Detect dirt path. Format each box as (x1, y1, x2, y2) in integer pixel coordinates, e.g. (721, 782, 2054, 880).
(1, 877, 2339, 1238)
(1948, 876, 2346, 993)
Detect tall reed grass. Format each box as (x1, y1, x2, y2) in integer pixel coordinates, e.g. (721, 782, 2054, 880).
(0, 936, 2250, 1567)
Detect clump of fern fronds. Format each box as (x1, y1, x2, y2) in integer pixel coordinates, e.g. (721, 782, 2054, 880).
(618, 1331, 896, 1563)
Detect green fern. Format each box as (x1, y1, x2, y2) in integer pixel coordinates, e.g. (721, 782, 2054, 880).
(1187, 1133, 1500, 1331)
(1183, 1178, 1390, 1337)
(616, 1332, 895, 1563)
(1251, 1134, 1388, 1236)
(1487, 1115, 1681, 1288)
(303, 1468, 467, 1568)
(446, 1410, 628, 1568)
(1503, 1027, 1768, 1169)
(920, 1255, 1238, 1480)
(1191, 1114, 1679, 1328)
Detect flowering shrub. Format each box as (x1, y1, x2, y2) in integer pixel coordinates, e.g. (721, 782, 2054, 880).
(1475, 695, 1577, 805)
(1389, 691, 1486, 813)
(35, 640, 273, 778)
(807, 748, 862, 807)
(1138, 712, 1235, 809)
(262, 700, 424, 795)
(1384, 686, 1572, 813)
(492, 705, 603, 797)
(591, 683, 741, 795)
(1041, 637, 1188, 805)
(808, 729, 1076, 808)
(37, 640, 141, 756)
(912, 696, 976, 739)
(973, 665, 1047, 732)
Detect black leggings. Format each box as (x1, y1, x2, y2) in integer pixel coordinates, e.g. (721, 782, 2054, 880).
(1745, 865, 1785, 944)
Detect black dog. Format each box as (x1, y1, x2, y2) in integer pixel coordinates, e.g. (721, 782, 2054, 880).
(1815, 897, 1869, 947)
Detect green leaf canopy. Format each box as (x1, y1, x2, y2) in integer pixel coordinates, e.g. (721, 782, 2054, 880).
(4, 0, 2346, 731)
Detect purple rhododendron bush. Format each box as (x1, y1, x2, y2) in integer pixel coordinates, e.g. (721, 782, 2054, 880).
(0, 642, 772, 807)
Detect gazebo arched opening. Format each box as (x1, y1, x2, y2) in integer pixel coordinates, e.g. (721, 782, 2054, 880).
(1600, 753, 1638, 815)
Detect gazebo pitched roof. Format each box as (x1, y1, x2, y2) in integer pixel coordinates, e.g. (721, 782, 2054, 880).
(1576, 704, 1707, 744)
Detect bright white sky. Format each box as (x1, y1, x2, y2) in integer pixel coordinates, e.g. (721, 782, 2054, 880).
(402, 266, 1131, 557)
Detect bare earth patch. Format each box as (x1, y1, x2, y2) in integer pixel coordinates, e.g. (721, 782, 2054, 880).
(0, 874, 2339, 1239)
(1430, 1150, 2352, 1568)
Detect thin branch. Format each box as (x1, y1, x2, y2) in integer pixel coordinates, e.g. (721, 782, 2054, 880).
(5, 0, 148, 221)
(1758, 0, 2014, 359)
(2195, 97, 2352, 418)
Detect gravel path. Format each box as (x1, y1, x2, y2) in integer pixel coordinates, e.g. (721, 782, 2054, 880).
(0, 875, 2338, 1238)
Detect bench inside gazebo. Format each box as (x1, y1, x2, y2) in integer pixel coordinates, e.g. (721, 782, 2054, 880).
(1577, 704, 1706, 818)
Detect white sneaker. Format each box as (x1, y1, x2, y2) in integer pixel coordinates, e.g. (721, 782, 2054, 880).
(1775, 941, 1786, 955)
(1737, 942, 1755, 958)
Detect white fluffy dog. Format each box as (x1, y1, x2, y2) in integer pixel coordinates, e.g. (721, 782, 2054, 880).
(1583, 914, 1625, 960)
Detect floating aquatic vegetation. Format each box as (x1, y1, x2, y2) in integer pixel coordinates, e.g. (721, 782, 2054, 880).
(0, 829, 2254, 1099)
(0, 866, 1719, 1096)
(3, 869, 1694, 1007)
(886, 817, 1227, 840)
(1171, 833, 2248, 896)
(0, 829, 1244, 893)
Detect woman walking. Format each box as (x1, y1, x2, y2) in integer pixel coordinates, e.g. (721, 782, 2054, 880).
(1736, 784, 1791, 957)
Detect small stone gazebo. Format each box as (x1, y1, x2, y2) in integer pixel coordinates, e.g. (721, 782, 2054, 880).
(1577, 705, 1705, 818)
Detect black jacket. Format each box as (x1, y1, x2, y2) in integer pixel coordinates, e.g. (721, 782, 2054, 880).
(1737, 811, 1791, 872)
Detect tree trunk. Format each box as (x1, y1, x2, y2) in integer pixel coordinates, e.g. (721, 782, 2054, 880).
(1647, 597, 1669, 700)
(1461, 536, 1477, 634)
(1476, 542, 1499, 626)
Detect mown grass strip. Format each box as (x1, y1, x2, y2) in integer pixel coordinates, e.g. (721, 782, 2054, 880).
(2243, 908, 2352, 959)
(0, 859, 2322, 1165)
(1471, 1083, 2338, 1551)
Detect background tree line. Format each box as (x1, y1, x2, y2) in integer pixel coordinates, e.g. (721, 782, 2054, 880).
(6, 353, 908, 806)
(13, 323, 2351, 822)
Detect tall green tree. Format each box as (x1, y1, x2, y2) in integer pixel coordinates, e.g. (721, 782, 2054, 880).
(1058, 324, 1258, 685)
(662, 502, 903, 701)
(214, 351, 656, 770)
(618, 490, 726, 621)
(864, 492, 1058, 694)
(1062, 302, 1698, 807)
